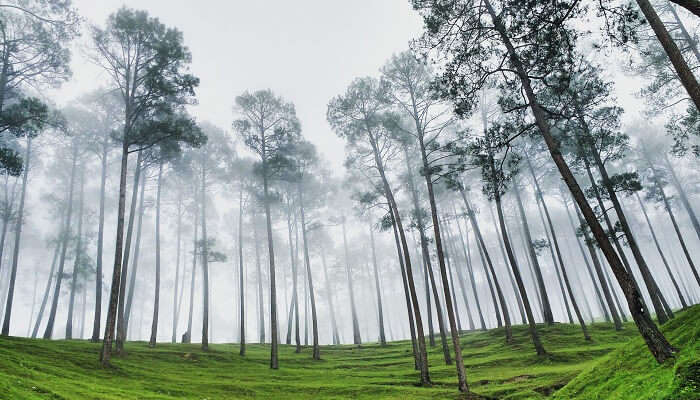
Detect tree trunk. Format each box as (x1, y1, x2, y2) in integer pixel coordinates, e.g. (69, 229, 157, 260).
(563, 198, 620, 327)
(1, 137, 31, 335)
(101, 138, 129, 365)
(150, 160, 164, 347)
(320, 244, 341, 345)
(172, 188, 182, 344)
(185, 185, 199, 344)
(92, 144, 108, 342)
(664, 155, 700, 244)
(124, 170, 147, 335)
(285, 203, 300, 350)
(32, 230, 61, 338)
(341, 217, 362, 345)
(636, 192, 687, 308)
(260, 138, 279, 369)
(238, 186, 246, 355)
(200, 159, 210, 351)
(27, 268, 38, 337)
(440, 218, 463, 332)
(484, 0, 675, 362)
(298, 183, 320, 359)
(669, 0, 700, 18)
(66, 163, 85, 339)
(253, 215, 266, 344)
(444, 206, 476, 331)
(369, 221, 386, 346)
(44, 144, 78, 339)
(462, 214, 487, 330)
(513, 183, 555, 324)
(388, 210, 420, 369)
(116, 151, 144, 354)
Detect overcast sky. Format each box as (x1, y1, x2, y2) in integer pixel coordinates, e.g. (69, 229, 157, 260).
(51, 0, 424, 170)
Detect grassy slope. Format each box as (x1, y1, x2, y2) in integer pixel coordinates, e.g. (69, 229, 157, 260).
(553, 305, 699, 400)
(0, 307, 695, 399)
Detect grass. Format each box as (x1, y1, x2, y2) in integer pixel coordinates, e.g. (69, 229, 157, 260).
(0, 306, 696, 399)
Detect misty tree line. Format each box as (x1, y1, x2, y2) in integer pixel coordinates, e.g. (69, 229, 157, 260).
(0, 0, 699, 394)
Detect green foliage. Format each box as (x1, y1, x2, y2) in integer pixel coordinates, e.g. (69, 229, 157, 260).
(5, 307, 700, 399)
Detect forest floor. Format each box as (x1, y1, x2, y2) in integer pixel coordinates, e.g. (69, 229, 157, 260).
(0, 305, 697, 399)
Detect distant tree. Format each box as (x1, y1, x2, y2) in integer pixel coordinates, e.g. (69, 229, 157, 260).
(233, 89, 300, 369)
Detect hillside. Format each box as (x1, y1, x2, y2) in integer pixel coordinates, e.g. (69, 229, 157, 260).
(0, 307, 697, 399)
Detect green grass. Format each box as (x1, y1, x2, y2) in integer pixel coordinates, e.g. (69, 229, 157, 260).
(0, 306, 696, 399)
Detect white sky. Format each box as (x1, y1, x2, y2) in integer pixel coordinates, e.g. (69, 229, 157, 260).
(51, 0, 425, 170)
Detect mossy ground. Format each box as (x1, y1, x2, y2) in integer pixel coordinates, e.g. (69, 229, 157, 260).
(0, 306, 696, 399)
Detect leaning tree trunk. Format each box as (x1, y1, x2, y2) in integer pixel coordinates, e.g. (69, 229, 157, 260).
(637, 0, 700, 110)
(460, 188, 511, 340)
(100, 138, 129, 366)
(341, 217, 362, 345)
(123, 172, 147, 335)
(485, 0, 675, 362)
(388, 207, 420, 369)
(32, 242, 60, 338)
(369, 221, 386, 346)
(44, 144, 78, 339)
(298, 182, 320, 359)
(66, 164, 86, 339)
(664, 154, 700, 245)
(444, 208, 476, 331)
(563, 198, 621, 328)
(92, 143, 108, 342)
(116, 151, 144, 354)
(513, 184, 555, 325)
(372, 136, 430, 384)
(636, 193, 687, 308)
(150, 161, 164, 347)
(462, 216, 488, 330)
(286, 204, 301, 351)
(583, 126, 673, 323)
(1, 137, 31, 335)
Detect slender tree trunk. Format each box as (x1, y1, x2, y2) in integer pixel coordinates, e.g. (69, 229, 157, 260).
(253, 216, 265, 344)
(92, 144, 108, 343)
(485, 0, 675, 362)
(513, 184, 554, 324)
(463, 217, 487, 330)
(285, 204, 300, 350)
(32, 241, 60, 338)
(320, 244, 341, 345)
(124, 171, 146, 335)
(460, 188, 511, 338)
(100, 139, 129, 365)
(238, 187, 246, 355)
(185, 185, 199, 344)
(637, 0, 700, 110)
(27, 268, 38, 337)
(445, 207, 476, 331)
(45, 145, 78, 339)
(369, 221, 386, 345)
(341, 217, 362, 345)
(563, 199, 620, 327)
(200, 158, 210, 351)
(172, 189, 182, 344)
(116, 151, 144, 354)
(487, 205, 526, 323)
(636, 193, 687, 308)
(1, 137, 31, 335)
(150, 161, 164, 347)
(298, 183, 320, 359)
(389, 208, 420, 369)
(440, 217, 462, 332)
(66, 164, 86, 339)
(664, 155, 700, 244)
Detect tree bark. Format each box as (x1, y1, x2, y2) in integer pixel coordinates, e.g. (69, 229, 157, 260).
(123, 170, 146, 335)
(260, 141, 279, 369)
(172, 188, 182, 344)
(664, 155, 700, 243)
(298, 182, 320, 359)
(200, 157, 209, 351)
(238, 186, 246, 355)
(1, 137, 31, 335)
(668, 0, 700, 24)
